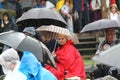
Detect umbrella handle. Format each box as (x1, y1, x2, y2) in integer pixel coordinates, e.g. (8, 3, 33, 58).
(53, 40, 57, 52)
(2, 19, 3, 24)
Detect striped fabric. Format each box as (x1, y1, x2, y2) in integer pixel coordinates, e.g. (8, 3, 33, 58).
(36, 25, 79, 44)
(37, 25, 70, 36)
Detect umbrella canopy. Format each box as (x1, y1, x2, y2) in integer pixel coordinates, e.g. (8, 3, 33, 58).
(80, 19, 120, 33)
(0, 31, 56, 67)
(92, 43, 120, 68)
(36, 25, 80, 44)
(16, 8, 67, 28)
(0, 9, 16, 19)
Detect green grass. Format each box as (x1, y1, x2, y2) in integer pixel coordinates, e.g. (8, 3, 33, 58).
(83, 58, 97, 66)
(81, 54, 97, 66)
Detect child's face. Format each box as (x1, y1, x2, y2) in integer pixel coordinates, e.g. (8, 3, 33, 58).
(111, 7, 117, 13)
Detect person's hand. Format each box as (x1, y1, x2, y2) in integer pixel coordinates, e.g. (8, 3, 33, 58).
(66, 14, 71, 18)
(52, 51, 56, 58)
(103, 44, 110, 50)
(47, 60, 51, 65)
(1, 24, 4, 28)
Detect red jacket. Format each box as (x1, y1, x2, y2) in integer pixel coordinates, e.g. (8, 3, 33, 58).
(45, 40, 86, 80)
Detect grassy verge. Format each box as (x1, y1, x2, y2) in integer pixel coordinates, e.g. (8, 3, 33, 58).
(83, 58, 97, 66)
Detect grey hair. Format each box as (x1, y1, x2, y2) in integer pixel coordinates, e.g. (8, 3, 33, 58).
(0, 48, 20, 64)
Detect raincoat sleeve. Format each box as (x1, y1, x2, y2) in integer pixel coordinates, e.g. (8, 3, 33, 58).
(45, 64, 65, 80)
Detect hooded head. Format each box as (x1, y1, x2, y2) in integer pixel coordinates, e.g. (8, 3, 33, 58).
(0, 48, 20, 74)
(0, 48, 19, 64)
(23, 27, 36, 37)
(19, 51, 57, 80)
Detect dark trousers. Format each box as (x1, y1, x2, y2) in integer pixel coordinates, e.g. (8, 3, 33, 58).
(0, 65, 4, 76)
(93, 64, 110, 79)
(73, 11, 82, 33)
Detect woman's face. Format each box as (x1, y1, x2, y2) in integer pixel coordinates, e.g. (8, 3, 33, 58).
(57, 35, 68, 45)
(3, 15, 8, 21)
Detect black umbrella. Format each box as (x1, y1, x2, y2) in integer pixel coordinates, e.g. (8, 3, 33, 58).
(16, 8, 67, 29)
(80, 19, 120, 33)
(0, 31, 56, 67)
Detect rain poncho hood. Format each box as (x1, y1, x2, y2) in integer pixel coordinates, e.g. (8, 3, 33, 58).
(19, 51, 57, 80)
(23, 27, 36, 36)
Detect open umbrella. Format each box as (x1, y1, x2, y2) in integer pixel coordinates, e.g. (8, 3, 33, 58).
(0, 31, 56, 67)
(80, 19, 120, 33)
(92, 43, 120, 68)
(16, 8, 67, 29)
(36, 25, 80, 44)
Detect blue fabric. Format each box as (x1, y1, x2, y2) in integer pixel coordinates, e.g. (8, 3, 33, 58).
(33, 4, 44, 8)
(73, 0, 82, 11)
(0, 2, 3, 9)
(19, 51, 57, 80)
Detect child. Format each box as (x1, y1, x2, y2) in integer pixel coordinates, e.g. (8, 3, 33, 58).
(108, 4, 120, 20)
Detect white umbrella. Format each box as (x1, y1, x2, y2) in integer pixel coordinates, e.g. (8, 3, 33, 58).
(92, 43, 120, 68)
(36, 25, 80, 44)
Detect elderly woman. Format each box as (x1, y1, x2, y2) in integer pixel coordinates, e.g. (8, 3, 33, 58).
(45, 33, 86, 80)
(0, 48, 26, 80)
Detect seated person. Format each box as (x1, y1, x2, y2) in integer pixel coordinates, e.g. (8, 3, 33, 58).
(96, 28, 120, 55)
(93, 28, 120, 79)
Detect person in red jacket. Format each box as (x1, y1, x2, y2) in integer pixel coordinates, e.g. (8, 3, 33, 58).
(45, 33, 86, 80)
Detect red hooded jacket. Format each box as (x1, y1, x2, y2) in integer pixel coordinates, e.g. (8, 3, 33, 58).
(45, 40, 86, 80)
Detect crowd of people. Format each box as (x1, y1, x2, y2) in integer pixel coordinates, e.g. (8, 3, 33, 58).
(0, 0, 87, 79)
(0, 0, 120, 33)
(0, 0, 120, 80)
(0, 29, 87, 80)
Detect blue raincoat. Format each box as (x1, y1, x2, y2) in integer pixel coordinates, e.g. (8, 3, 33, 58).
(19, 51, 57, 80)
